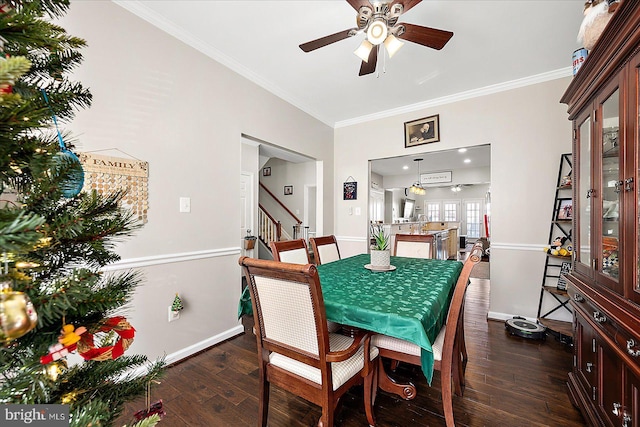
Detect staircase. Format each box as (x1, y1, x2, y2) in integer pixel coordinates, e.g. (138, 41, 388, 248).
(258, 182, 312, 253)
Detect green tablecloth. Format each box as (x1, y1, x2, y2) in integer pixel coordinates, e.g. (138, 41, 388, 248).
(238, 253, 463, 383)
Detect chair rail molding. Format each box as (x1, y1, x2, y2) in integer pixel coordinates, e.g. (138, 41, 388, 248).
(335, 236, 368, 243)
(489, 242, 548, 252)
(102, 247, 241, 272)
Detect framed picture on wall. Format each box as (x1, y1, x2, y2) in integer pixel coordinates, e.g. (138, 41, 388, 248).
(404, 114, 440, 148)
(343, 181, 357, 200)
(262, 167, 271, 176)
(284, 185, 293, 195)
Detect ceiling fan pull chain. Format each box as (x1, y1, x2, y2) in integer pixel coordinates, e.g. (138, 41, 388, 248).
(382, 46, 387, 75)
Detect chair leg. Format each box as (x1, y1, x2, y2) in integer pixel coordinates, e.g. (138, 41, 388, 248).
(317, 409, 333, 427)
(363, 359, 378, 426)
(259, 376, 270, 427)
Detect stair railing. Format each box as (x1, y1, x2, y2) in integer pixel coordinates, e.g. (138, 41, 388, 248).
(258, 204, 281, 247)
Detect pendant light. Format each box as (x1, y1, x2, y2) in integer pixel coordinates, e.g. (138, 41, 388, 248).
(409, 158, 426, 196)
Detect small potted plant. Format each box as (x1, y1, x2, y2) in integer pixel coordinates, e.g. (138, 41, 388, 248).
(370, 224, 390, 269)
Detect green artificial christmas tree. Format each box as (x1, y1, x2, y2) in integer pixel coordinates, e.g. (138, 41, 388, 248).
(0, 1, 164, 426)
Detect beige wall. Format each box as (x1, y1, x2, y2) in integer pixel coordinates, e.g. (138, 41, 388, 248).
(60, 1, 334, 362)
(334, 78, 573, 322)
(58, 1, 574, 366)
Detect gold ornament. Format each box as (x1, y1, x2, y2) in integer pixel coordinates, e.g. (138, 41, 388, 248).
(0, 283, 38, 343)
(43, 359, 67, 381)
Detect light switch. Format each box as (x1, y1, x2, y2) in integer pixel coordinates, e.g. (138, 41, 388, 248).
(355, 207, 361, 216)
(179, 197, 191, 213)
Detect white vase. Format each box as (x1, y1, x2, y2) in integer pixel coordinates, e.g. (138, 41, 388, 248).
(370, 249, 390, 268)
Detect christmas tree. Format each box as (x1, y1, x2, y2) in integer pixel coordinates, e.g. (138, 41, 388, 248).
(0, 1, 164, 426)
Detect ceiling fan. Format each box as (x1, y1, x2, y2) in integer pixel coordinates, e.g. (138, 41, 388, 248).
(299, 0, 454, 76)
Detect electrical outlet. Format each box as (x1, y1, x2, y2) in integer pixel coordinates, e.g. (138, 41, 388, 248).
(168, 306, 180, 322)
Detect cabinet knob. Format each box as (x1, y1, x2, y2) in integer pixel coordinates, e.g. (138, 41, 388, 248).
(586, 362, 594, 373)
(625, 177, 634, 192)
(586, 189, 595, 198)
(593, 311, 607, 323)
(614, 180, 624, 193)
(573, 293, 584, 303)
(623, 412, 631, 427)
(626, 339, 640, 357)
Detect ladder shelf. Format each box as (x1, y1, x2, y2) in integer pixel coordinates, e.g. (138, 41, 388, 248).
(536, 153, 573, 345)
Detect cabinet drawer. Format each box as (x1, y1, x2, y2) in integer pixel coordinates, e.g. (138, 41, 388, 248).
(569, 285, 640, 374)
(568, 286, 618, 343)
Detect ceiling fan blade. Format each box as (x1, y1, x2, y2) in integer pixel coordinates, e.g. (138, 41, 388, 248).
(346, 0, 371, 11)
(299, 29, 356, 52)
(359, 45, 378, 76)
(392, 0, 422, 14)
(396, 22, 453, 50)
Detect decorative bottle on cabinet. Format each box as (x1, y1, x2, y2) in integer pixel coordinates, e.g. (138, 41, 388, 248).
(560, 1, 640, 425)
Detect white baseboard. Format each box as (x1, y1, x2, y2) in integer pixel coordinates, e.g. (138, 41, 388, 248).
(165, 325, 245, 365)
(126, 324, 244, 378)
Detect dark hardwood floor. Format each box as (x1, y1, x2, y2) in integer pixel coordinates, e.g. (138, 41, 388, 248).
(117, 272, 585, 426)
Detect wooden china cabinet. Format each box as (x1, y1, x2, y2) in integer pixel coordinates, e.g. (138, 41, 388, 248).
(560, 1, 640, 425)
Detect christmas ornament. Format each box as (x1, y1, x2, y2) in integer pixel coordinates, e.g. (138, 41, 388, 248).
(134, 400, 165, 421)
(134, 380, 165, 421)
(76, 316, 135, 361)
(43, 359, 67, 381)
(40, 323, 87, 364)
(0, 282, 38, 343)
(41, 90, 84, 198)
(171, 293, 183, 312)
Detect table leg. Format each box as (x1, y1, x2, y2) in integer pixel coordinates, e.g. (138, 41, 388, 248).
(376, 358, 417, 400)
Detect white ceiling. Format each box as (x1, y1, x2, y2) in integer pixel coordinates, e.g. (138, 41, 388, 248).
(115, 1, 586, 128)
(370, 143, 490, 177)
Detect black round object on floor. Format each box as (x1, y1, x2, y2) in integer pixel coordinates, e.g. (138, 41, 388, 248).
(505, 316, 546, 340)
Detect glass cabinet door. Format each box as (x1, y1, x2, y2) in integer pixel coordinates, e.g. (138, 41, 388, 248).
(599, 88, 621, 288)
(576, 114, 592, 276)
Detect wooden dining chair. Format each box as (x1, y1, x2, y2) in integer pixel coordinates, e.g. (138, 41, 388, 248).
(270, 239, 311, 264)
(310, 235, 341, 265)
(371, 242, 483, 427)
(394, 233, 435, 259)
(270, 238, 341, 333)
(238, 256, 379, 427)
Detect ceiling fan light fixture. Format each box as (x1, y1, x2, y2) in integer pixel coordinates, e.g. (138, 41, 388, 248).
(367, 19, 387, 45)
(383, 34, 404, 58)
(354, 39, 373, 62)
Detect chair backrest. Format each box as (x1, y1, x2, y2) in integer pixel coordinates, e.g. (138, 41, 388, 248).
(270, 239, 311, 264)
(239, 257, 330, 369)
(443, 242, 483, 355)
(394, 234, 435, 258)
(310, 235, 341, 265)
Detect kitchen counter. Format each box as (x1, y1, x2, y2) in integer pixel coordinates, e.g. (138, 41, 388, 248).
(381, 223, 458, 260)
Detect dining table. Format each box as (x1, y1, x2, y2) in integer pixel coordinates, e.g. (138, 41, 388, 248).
(238, 253, 463, 395)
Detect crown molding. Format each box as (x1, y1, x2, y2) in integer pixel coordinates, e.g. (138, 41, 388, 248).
(334, 67, 573, 128)
(112, 1, 571, 130)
